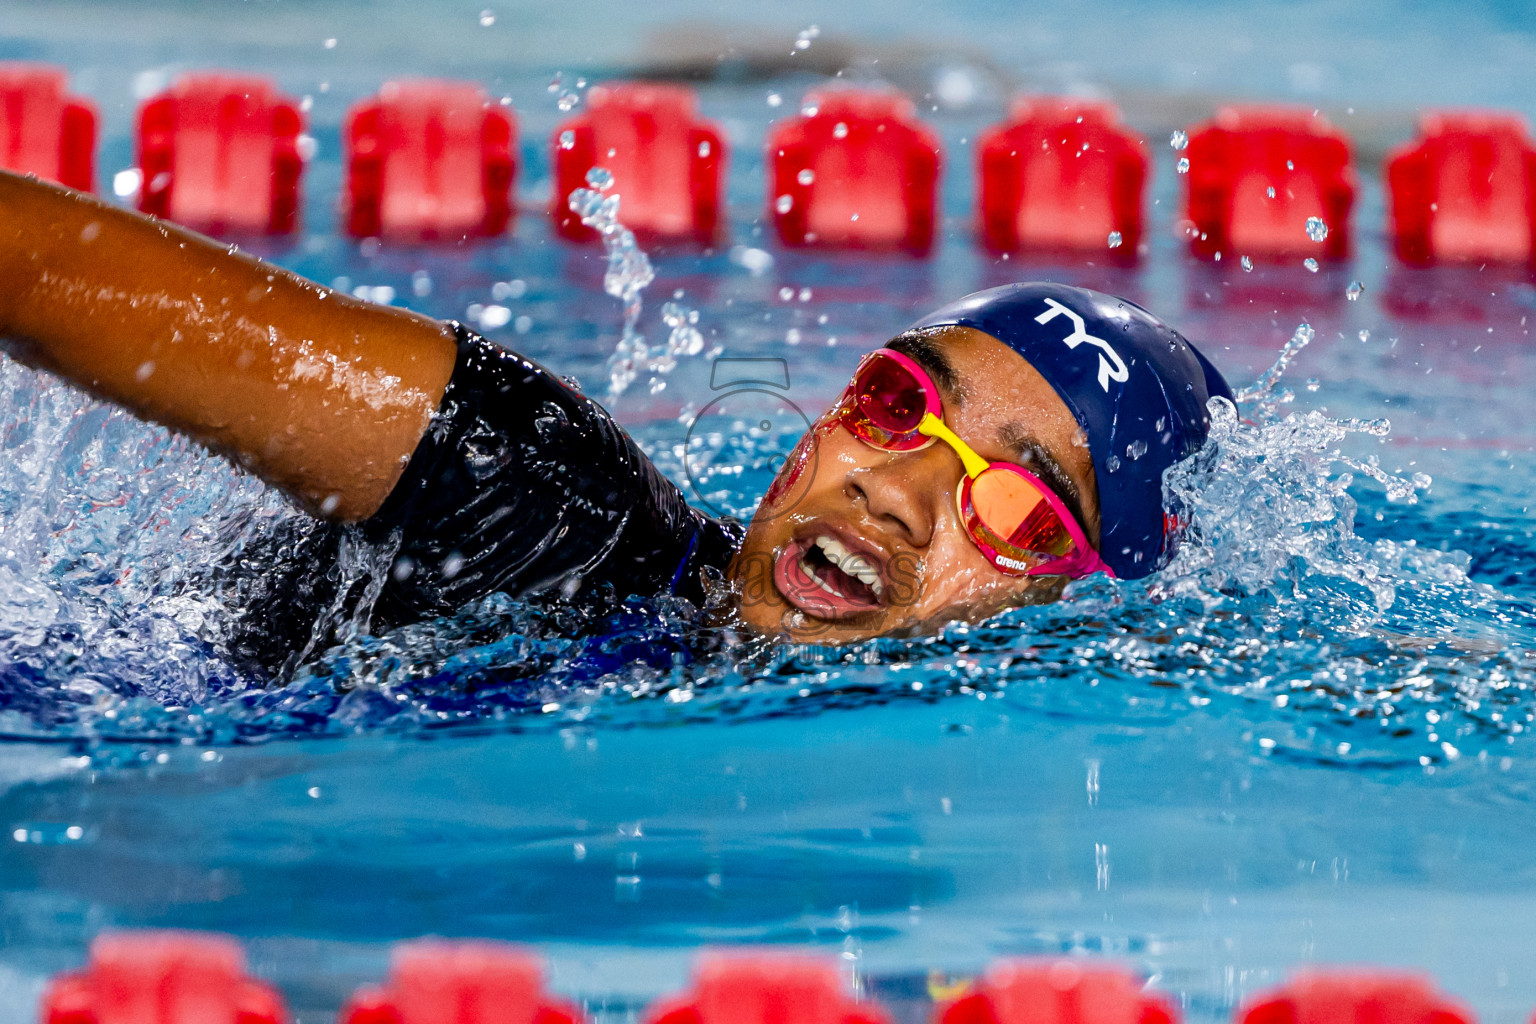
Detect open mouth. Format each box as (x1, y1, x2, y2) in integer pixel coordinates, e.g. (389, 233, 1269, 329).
(771, 531, 888, 621)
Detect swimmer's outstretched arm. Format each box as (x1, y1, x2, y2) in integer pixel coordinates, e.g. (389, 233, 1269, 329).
(0, 170, 458, 520)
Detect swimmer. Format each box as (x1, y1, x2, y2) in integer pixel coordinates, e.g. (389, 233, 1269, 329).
(0, 170, 1232, 658)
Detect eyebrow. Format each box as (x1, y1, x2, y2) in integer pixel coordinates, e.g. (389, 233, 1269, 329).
(998, 422, 1091, 532)
(886, 331, 963, 402)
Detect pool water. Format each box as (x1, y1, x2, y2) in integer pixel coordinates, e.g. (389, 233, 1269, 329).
(2, 0, 1536, 1020)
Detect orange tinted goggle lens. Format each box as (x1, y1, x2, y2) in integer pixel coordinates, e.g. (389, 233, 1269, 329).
(967, 467, 1075, 561)
(840, 354, 930, 450)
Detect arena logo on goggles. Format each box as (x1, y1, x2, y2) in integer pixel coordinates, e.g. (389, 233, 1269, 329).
(1034, 298, 1130, 392)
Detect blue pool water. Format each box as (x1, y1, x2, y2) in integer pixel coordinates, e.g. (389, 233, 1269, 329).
(2, 0, 1536, 1020)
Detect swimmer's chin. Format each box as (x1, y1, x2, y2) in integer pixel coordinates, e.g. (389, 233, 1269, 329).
(708, 589, 940, 647)
(768, 582, 1070, 645)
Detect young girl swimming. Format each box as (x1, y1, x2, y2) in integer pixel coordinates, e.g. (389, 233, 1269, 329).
(0, 169, 1231, 665)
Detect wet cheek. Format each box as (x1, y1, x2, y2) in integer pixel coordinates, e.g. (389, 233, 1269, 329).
(761, 425, 861, 513)
(890, 533, 1012, 616)
(927, 562, 1015, 608)
(761, 431, 816, 508)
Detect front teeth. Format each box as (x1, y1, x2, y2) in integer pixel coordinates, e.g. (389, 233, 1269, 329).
(809, 535, 885, 598)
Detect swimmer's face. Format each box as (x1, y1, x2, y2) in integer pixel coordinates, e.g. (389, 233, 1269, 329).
(728, 326, 1101, 644)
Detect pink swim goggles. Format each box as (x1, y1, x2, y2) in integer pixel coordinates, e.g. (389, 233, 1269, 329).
(833, 348, 1112, 579)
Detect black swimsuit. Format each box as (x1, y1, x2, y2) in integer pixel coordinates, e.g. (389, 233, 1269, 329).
(223, 326, 742, 679)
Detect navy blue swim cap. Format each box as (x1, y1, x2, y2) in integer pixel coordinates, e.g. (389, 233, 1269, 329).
(908, 282, 1233, 579)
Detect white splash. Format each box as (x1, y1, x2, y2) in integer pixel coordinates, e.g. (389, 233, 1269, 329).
(567, 168, 706, 397)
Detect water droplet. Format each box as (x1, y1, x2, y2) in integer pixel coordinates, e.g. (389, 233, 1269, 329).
(697, 140, 711, 158)
(323, 37, 337, 49)
(1126, 439, 1148, 460)
(1105, 455, 1122, 473)
(586, 167, 614, 190)
(1169, 130, 1189, 150)
(492, 279, 526, 301)
(1346, 280, 1364, 301)
(112, 168, 142, 198)
(1176, 157, 1190, 174)
(797, 168, 816, 186)
(1358, 329, 1371, 342)
(1240, 255, 1253, 271)
(1304, 257, 1320, 273)
(1305, 216, 1328, 243)
(478, 304, 512, 330)
(478, 9, 495, 26)
(778, 286, 794, 301)
(785, 327, 803, 345)
(557, 92, 579, 112)
(833, 122, 850, 139)
(729, 245, 774, 274)
(775, 194, 794, 214)
(1267, 186, 1277, 198)
(547, 73, 563, 94)
(1107, 231, 1123, 248)
(559, 130, 575, 150)
(1305, 377, 1321, 392)
(766, 92, 783, 108)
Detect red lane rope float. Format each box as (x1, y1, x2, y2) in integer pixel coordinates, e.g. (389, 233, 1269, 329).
(40, 930, 287, 1024)
(767, 88, 942, 256)
(1183, 104, 1356, 263)
(340, 940, 583, 1024)
(344, 79, 517, 242)
(136, 72, 305, 236)
(1386, 110, 1536, 266)
(646, 954, 888, 1024)
(0, 61, 96, 193)
(977, 98, 1147, 264)
(551, 81, 726, 246)
(19, 58, 1536, 268)
(29, 931, 1502, 1024)
(937, 960, 1177, 1024)
(1238, 971, 1475, 1024)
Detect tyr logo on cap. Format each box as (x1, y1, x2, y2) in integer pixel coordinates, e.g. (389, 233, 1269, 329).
(1034, 298, 1130, 392)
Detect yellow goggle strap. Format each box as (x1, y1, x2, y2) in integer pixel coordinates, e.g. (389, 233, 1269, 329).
(917, 412, 990, 480)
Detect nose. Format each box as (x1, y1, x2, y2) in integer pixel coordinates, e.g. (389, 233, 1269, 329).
(845, 444, 954, 549)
